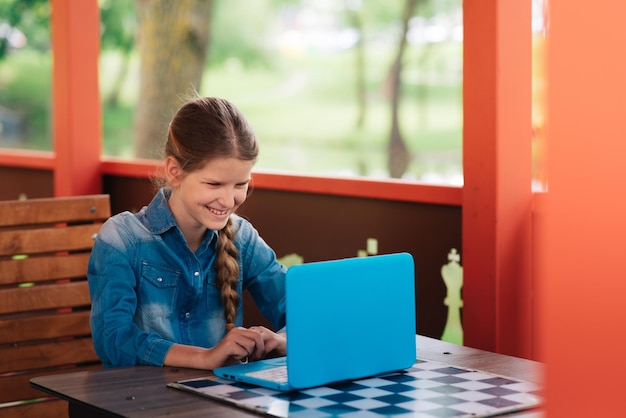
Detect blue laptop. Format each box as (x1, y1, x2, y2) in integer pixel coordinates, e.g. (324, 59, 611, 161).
(213, 252, 416, 391)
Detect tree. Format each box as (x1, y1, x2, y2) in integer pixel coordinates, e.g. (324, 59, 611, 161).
(385, 0, 420, 178)
(134, 0, 214, 159)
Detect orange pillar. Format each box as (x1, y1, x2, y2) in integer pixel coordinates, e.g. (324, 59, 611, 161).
(50, 0, 102, 196)
(540, 0, 626, 416)
(463, 0, 534, 357)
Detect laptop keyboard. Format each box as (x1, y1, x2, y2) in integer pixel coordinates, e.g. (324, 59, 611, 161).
(245, 365, 288, 384)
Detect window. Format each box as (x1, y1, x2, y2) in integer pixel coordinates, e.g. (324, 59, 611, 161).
(0, 1, 546, 190)
(99, 0, 463, 186)
(0, 0, 52, 152)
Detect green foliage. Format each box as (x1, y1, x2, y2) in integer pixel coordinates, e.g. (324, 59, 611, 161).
(0, 48, 51, 149)
(0, 0, 50, 59)
(100, 0, 136, 52)
(1, 0, 464, 182)
(102, 102, 135, 157)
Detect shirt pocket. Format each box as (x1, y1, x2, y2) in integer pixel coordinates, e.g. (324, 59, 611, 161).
(138, 262, 181, 320)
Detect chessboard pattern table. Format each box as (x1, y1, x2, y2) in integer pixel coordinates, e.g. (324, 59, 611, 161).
(30, 335, 544, 418)
(170, 357, 541, 418)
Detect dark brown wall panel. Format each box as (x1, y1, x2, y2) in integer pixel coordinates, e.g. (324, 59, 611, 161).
(0, 167, 54, 201)
(104, 176, 462, 340)
(239, 190, 462, 339)
(1, 171, 462, 341)
(103, 175, 155, 215)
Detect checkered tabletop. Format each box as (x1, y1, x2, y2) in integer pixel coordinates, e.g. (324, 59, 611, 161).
(169, 358, 542, 418)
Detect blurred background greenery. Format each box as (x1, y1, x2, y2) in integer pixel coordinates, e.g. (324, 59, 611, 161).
(0, 0, 467, 183)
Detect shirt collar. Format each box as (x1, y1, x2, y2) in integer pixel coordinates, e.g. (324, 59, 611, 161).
(143, 187, 177, 234)
(144, 187, 219, 244)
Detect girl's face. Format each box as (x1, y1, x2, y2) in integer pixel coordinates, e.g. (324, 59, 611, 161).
(166, 156, 254, 241)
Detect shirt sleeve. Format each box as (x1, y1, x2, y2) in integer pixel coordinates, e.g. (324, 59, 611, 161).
(87, 217, 174, 368)
(235, 218, 287, 331)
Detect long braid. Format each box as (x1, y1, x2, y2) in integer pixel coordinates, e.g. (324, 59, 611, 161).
(215, 217, 240, 331)
(164, 96, 258, 332)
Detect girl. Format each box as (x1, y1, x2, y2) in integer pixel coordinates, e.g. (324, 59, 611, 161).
(88, 96, 286, 370)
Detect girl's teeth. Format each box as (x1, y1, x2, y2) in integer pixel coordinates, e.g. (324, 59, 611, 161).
(209, 208, 227, 215)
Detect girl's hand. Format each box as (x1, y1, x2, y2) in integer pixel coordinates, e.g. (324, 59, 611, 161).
(211, 326, 266, 365)
(163, 326, 287, 370)
(248, 326, 286, 359)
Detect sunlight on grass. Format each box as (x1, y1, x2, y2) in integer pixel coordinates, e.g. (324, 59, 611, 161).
(1, 42, 463, 183)
(197, 48, 463, 181)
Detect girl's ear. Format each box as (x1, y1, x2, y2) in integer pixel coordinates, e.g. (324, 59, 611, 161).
(164, 156, 182, 186)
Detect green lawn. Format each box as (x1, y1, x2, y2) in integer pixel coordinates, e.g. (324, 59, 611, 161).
(2, 44, 463, 182)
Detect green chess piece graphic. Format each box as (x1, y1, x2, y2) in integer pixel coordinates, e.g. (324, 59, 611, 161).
(278, 253, 304, 268)
(441, 248, 463, 345)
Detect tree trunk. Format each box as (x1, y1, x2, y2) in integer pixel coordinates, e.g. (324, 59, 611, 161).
(386, 0, 419, 178)
(134, 0, 214, 159)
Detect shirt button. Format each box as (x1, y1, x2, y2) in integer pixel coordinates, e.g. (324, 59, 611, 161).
(194, 271, 200, 277)
(185, 312, 190, 319)
(157, 277, 163, 282)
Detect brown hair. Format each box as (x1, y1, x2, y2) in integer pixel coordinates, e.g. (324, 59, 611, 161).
(166, 96, 258, 331)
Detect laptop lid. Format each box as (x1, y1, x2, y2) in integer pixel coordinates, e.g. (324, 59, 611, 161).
(214, 252, 416, 390)
(286, 252, 416, 389)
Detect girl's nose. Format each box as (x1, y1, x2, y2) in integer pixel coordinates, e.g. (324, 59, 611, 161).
(218, 189, 235, 207)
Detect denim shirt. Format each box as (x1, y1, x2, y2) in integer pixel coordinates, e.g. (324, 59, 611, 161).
(87, 188, 287, 368)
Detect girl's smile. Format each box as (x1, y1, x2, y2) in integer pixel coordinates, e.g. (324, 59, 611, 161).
(166, 156, 255, 249)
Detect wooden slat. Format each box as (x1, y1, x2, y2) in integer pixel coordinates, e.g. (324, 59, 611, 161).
(0, 252, 90, 285)
(0, 310, 91, 345)
(0, 338, 99, 373)
(0, 195, 110, 227)
(0, 364, 102, 404)
(0, 223, 101, 257)
(0, 195, 109, 412)
(0, 281, 91, 315)
(0, 398, 68, 418)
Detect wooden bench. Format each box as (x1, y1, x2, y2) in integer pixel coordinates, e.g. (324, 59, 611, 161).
(0, 195, 110, 418)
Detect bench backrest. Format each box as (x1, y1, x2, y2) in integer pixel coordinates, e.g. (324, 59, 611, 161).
(0, 195, 110, 418)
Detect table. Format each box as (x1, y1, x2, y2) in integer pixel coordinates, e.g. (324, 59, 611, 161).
(31, 335, 544, 418)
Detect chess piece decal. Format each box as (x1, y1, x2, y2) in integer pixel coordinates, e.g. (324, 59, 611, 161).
(441, 248, 463, 345)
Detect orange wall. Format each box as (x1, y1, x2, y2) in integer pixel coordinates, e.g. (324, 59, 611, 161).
(539, 0, 626, 416)
(50, 0, 101, 196)
(463, 0, 534, 358)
